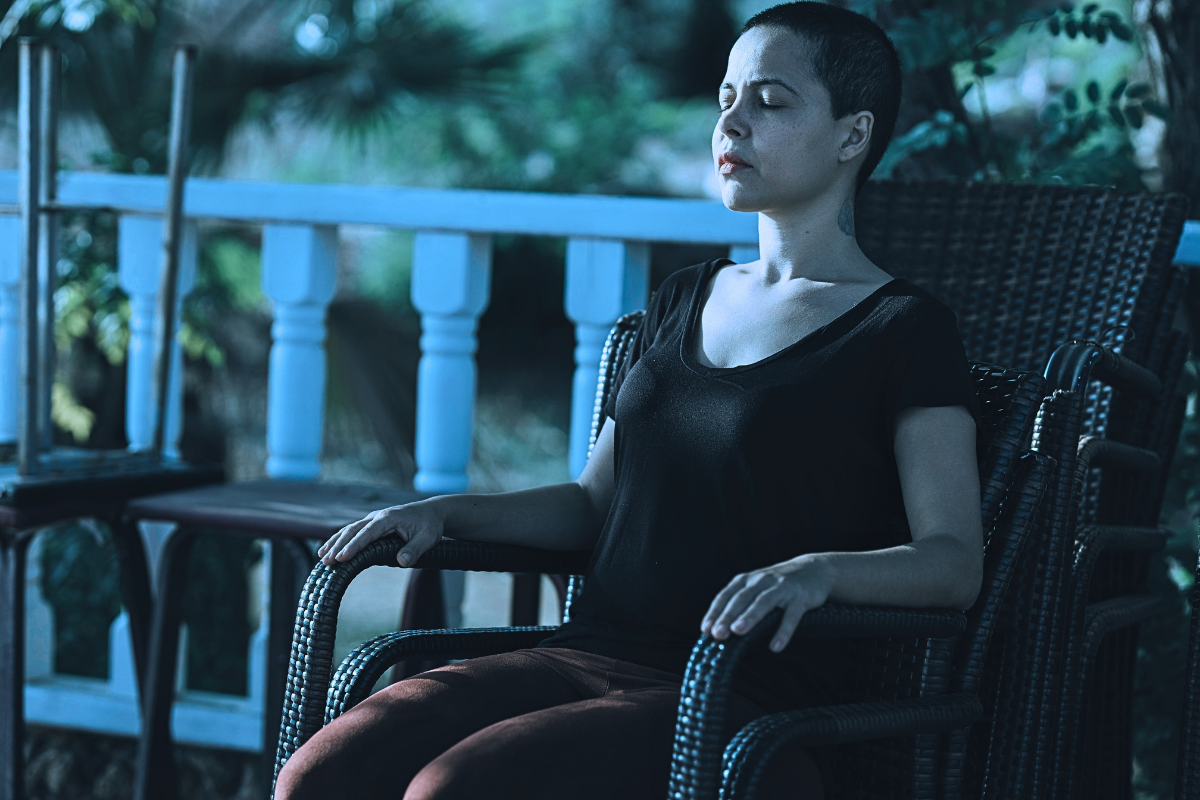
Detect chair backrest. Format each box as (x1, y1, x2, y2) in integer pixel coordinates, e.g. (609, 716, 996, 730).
(856, 182, 1186, 375)
(856, 181, 1190, 526)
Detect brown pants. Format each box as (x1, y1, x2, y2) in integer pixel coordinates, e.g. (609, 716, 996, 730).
(274, 647, 825, 800)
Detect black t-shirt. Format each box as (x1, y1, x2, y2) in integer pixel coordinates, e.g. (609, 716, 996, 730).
(540, 259, 981, 712)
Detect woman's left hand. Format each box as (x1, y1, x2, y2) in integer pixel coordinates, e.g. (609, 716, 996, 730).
(700, 555, 836, 653)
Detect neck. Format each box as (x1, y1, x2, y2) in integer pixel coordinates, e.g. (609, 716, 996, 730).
(755, 187, 874, 283)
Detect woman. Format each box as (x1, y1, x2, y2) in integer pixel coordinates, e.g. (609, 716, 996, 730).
(276, 3, 983, 799)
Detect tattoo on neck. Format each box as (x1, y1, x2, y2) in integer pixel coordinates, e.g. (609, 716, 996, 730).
(838, 197, 855, 237)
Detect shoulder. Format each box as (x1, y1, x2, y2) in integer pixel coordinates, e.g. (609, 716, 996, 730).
(643, 260, 724, 326)
(653, 261, 718, 304)
(875, 277, 960, 335)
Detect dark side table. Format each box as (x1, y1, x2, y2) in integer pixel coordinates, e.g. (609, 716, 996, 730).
(124, 480, 426, 800)
(0, 460, 223, 800)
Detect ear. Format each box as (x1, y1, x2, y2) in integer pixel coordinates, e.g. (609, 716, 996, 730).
(838, 111, 874, 163)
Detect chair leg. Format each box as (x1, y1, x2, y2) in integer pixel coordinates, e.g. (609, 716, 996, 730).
(134, 526, 198, 800)
(260, 538, 312, 800)
(0, 530, 28, 800)
(510, 573, 540, 626)
(392, 568, 447, 681)
(547, 574, 569, 622)
(107, 514, 154, 702)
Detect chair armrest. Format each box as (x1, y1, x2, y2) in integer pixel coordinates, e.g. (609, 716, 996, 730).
(792, 604, 966, 639)
(274, 534, 586, 786)
(719, 693, 983, 800)
(1075, 436, 1161, 476)
(410, 536, 592, 575)
(1044, 339, 1162, 398)
(326, 626, 558, 725)
(666, 607, 964, 800)
(1080, 593, 1168, 661)
(1071, 525, 1166, 581)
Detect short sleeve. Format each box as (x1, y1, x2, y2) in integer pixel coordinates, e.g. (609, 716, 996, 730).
(882, 306, 980, 442)
(600, 264, 700, 423)
(601, 292, 663, 423)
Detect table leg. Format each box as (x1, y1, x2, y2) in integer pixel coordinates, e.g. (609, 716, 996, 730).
(260, 538, 311, 799)
(134, 526, 197, 800)
(0, 530, 27, 800)
(107, 514, 153, 701)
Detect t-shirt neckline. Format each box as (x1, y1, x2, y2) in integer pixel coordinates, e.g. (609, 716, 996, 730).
(681, 258, 901, 376)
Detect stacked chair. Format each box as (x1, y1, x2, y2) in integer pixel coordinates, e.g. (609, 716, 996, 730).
(854, 182, 1190, 800)
(273, 181, 1190, 799)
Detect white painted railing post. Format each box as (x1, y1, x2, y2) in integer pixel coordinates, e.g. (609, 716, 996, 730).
(117, 215, 197, 455)
(107, 611, 138, 699)
(564, 238, 649, 478)
(0, 215, 22, 444)
(261, 225, 338, 480)
(24, 534, 53, 680)
(411, 232, 492, 494)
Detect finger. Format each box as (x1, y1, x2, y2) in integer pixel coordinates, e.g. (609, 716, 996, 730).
(320, 515, 376, 565)
(730, 586, 786, 635)
(769, 602, 808, 653)
(701, 575, 748, 633)
(711, 583, 769, 638)
(397, 529, 439, 568)
(335, 511, 397, 562)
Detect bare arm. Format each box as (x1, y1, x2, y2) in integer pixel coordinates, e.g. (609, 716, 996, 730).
(701, 404, 983, 652)
(319, 419, 617, 567)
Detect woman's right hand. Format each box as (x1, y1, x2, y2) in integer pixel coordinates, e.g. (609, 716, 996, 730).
(318, 501, 444, 568)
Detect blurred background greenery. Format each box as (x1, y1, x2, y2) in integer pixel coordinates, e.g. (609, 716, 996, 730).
(1, 0, 1198, 797)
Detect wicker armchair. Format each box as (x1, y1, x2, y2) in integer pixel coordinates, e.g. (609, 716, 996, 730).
(273, 300, 1052, 799)
(855, 181, 1190, 800)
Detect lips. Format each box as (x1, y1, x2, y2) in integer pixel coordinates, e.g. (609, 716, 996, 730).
(718, 152, 751, 174)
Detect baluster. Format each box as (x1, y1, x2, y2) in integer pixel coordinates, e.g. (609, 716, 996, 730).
(564, 238, 649, 478)
(0, 216, 20, 445)
(108, 611, 138, 699)
(23, 534, 53, 681)
(261, 224, 337, 480)
(117, 215, 197, 455)
(411, 232, 492, 494)
(246, 540, 270, 710)
(728, 244, 759, 264)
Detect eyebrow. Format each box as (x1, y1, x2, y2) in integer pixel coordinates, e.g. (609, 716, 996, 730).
(720, 78, 800, 95)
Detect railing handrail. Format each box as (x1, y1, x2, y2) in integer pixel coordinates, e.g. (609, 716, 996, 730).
(0, 170, 759, 244)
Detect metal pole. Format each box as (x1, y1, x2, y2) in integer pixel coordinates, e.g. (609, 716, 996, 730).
(149, 46, 196, 459)
(36, 44, 58, 452)
(17, 40, 41, 476)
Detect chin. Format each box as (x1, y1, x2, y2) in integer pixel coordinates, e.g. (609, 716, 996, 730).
(720, 183, 767, 213)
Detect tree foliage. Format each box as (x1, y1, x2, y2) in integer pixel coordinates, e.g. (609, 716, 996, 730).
(855, 0, 1161, 189)
(0, 0, 524, 172)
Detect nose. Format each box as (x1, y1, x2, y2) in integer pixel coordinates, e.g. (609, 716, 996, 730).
(717, 102, 747, 140)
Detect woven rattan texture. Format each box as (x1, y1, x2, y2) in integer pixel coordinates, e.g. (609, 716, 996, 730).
(977, 390, 1082, 798)
(855, 183, 1187, 376)
(857, 184, 1187, 800)
(722, 695, 983, 800)
(951, 452, 1055, 800)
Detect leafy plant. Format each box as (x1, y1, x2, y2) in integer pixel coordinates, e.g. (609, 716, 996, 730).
(863, 1, 1161, 188)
